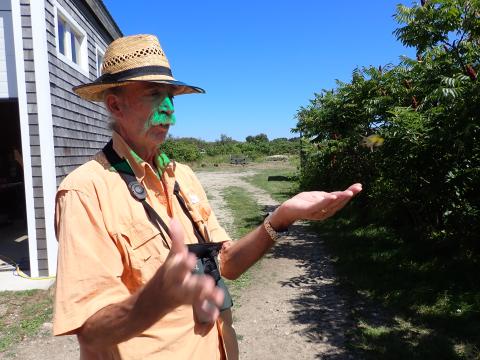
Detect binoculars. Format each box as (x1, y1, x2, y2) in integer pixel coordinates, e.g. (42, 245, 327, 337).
(187, 242, 233, 311)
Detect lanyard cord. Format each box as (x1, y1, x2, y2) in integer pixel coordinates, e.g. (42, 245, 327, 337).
(102, 140, 206, 249)
(173, 182, 206, 244)
(102, 140, 234, 312)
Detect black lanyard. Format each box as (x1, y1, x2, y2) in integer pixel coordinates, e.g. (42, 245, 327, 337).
(102, 140, 207, 249)
(103, 140, 233, 311)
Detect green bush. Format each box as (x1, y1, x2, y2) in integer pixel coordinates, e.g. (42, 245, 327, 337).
(293, 1, 480, 356)
(161, 138, 202, 162)
(294, 0, 480, 253)
(161, 135, 300, 164)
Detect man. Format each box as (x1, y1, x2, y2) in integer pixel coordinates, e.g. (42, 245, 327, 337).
(53, 34, 362, 359)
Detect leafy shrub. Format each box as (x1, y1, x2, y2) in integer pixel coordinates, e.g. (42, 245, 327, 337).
(294, 0, 480, 254)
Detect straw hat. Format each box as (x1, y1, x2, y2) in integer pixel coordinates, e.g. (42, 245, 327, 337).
(73, 34, 205, 101)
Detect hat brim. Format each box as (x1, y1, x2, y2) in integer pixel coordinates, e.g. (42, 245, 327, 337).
(73, 77, 205, 102)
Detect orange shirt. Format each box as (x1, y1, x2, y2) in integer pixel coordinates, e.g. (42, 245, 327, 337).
(53, 131, 231, 359)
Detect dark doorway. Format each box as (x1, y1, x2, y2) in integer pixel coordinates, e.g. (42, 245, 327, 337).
(0, 99, 29, 272)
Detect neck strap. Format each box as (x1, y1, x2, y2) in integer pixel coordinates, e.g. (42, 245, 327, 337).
(102, 140, 207, 247)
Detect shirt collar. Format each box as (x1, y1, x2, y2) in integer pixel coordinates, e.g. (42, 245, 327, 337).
(111, 131, 172, 181)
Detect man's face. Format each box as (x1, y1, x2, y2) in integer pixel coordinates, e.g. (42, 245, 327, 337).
(111, 82, 175, 151)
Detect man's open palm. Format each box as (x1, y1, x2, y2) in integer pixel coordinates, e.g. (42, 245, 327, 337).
(279, 183, 362, 223)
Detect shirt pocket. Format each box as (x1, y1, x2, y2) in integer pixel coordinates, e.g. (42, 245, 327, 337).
(120, 221, 169, 285)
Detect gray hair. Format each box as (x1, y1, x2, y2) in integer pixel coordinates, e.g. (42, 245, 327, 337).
(103, 87, 124, 132)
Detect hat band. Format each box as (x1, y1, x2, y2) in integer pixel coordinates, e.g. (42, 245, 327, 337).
(96, 65, 173, 83)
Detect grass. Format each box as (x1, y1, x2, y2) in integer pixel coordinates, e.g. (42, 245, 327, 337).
(221, 186, 265, 300)
(221, 165, 298, 299)
(189, 154, 300, 173)
(0, 289, 53, 353)
(190, 154, 238, 171)
(314, 215, 480, 360)
(221, 186, 265, 239)
(244, 165, 298, 203)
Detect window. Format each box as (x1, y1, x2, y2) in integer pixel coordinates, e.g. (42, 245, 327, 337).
(57, 17, 65, 55)
(95, 45, 105, 77)
(54, 2, 88, 77)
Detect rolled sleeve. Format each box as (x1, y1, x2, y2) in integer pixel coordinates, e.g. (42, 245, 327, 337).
(53, 189, 130, 336)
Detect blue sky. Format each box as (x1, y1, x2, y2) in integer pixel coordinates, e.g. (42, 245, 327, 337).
(103, 0, 416, 141)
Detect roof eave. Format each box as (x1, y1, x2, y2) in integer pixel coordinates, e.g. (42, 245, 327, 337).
(83, 0, 122, 40)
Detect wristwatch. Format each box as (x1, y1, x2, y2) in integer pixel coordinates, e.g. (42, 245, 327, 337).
(263, 214, 288, 242)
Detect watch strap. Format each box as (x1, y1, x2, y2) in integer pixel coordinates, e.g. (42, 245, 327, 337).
(263, 215, 288, 242)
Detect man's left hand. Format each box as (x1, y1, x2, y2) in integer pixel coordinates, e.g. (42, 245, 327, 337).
(269, 183, 363, 230)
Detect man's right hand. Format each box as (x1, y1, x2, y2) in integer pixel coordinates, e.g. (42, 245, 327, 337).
(154, 219, 224, 324)
(77, 219, 224, 349)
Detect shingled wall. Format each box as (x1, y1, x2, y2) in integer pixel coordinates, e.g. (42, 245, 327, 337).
(45, 0, 113, 187)
(19, 0, 118, 275)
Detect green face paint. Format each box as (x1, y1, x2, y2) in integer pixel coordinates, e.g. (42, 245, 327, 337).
(146, 96, 176, 129)
(155, 152, 171, 173)
(129, 149, 144, 165)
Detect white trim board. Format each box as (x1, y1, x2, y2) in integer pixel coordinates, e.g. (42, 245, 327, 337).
(30, 0, 58, 276)
(10, 0, 39, 277)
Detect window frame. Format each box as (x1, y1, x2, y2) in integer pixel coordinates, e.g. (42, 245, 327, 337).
(95, 44, 105, 77)
(53, 1, 89, 77)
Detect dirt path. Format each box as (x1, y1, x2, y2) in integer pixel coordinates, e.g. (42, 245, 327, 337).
(1, 166, 354, 359)
(196, 168, 354, 360)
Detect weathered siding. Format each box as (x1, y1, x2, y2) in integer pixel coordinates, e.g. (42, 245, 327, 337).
(20, 0, 48, 275)
(45, 0, 113, 187)
(16, 0, 119, 276)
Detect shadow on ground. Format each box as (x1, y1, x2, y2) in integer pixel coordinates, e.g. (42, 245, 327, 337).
(267, 214, 480, 360)
(267, 222, 354, 360)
